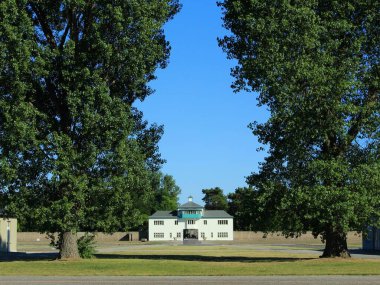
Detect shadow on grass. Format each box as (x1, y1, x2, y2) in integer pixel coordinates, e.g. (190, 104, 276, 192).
(1, 252, 311, 263)
(0, 252, 58, 262)
(94, 253, 313, 263)
(309, 248, 380, 258)
(345, 249, 380, 257)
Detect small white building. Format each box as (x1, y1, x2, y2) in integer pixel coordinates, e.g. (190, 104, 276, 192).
(148, 196, 233, 241)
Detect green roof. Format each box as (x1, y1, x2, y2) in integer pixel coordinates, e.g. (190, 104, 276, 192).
(149, 210, 233, 219)
(203, 210, 233, 218)
(149, 211, 177, 219)
(178, 201, 203, 209)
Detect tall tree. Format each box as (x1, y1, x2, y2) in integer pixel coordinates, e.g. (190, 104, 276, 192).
(152, 172, 181, 211)
(202, 187, 228, 211)
(219, 0, 380, 257)
(227, 187, 256, 230)
(0, 0, 180, 259)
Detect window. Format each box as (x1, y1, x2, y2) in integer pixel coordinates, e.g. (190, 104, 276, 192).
(177, 232, 181, 238)
(211, 232, 213, 238)
(201, 232, 205, 238)
(203, 220, 207, 225)
(154, 233, 164, 238)
(185, 210, 200, 215)
(154, 220, 164, 225)
(170, 233, 172, 238)
(218, 220, 228, 225)
(175, 220, 178, 225)
(217, 232, 228, 238)
(187, 220, 195, 225)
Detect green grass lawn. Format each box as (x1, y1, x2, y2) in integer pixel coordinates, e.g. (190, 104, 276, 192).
(1, 245, 380, 276)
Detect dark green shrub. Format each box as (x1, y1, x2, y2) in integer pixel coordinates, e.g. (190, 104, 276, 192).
(77, 233, 96, 259)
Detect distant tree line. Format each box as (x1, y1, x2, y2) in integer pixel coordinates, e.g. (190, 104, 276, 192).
(201, 186, 260, 231)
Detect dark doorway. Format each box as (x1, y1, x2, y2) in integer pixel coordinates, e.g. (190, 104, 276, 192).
(183, 229, 198, 239)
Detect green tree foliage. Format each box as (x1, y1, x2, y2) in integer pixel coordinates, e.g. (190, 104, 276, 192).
(152, 172, 181, 211)
(0, 193, 4, 213)
(219, 0, 380, 257)
(0, 0, 180, 258)
(202, 187, 228, 211)
(227, 187, 256, 230)
(77, 233, 96, 259)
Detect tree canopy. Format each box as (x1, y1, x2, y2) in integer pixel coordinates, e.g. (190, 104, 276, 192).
(0, 0, 180, 258)
(152, 172, 181, 211)
(202, 187, 228, 211)
(227, 187, 257, 230)
(219, 0, 380, 257)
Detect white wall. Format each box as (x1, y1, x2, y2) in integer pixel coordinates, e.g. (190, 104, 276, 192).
(0, 218, 17, 252)
(148, 218, 233, 241)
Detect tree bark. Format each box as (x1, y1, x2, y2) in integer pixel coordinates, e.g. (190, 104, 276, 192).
(59, 232, 80, 259)
(321, 230, 351, 258)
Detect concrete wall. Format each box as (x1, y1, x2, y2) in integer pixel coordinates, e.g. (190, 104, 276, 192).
(16, 230, 362, 245)
(17, 232, 140, 243)
(234, 231, 362, 245)
(0, 218, 17, 252)
(149, 218, 234, 241)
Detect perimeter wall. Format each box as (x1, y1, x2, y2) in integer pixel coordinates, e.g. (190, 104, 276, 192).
(18, 231, 362, 244)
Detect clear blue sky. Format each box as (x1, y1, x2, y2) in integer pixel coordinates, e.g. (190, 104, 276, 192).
(135, 0, 268, 204)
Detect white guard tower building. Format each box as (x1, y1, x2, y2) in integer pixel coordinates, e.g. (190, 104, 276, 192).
(148, 196, 233, 241)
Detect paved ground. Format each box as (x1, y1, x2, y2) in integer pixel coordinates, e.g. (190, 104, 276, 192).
(1, 276, 380, 285)
(94, 242, 380, 259)
(6, 242, 380, 261)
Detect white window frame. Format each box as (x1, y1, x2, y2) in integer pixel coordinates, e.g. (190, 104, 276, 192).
(154, 233, 164, 238)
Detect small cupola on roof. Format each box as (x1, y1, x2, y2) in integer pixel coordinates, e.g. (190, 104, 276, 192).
(178, 196, 203, 219)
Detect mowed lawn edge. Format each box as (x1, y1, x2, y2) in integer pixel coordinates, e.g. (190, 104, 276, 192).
(1, 246, 380, 276)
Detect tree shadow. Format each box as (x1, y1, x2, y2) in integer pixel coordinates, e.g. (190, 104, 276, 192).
(308, 247, 380, 258)
(1, 252, 320, 263)
(94, 253, 314, 263)
(0, 252, 58, 262)
(349, 249, 380, 256)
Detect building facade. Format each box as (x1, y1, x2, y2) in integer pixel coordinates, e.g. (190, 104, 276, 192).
(148, 197, 233, 241)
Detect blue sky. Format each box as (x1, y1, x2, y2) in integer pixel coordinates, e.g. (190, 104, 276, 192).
(135, 0, 269, 204)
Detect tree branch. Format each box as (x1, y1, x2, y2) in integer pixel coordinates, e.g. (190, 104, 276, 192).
(72, 11, 79, 45)
(83, 2, 95, 36)
(30, 3, 57, 49)
(59, 21, 71, 50)
(346, 87, 378, 145)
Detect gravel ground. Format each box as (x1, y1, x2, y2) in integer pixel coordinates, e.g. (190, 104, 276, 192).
(8, 241, 380, 260)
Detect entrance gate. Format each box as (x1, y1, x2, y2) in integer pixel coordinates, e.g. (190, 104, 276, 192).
(183, 229, 198, 240)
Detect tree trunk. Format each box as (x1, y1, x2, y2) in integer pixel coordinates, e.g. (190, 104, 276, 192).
(59, 232, 80, 259)
(321, 230, 351, 258)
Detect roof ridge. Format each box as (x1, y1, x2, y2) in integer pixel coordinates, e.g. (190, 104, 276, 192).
(178, 201, 203, 208)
